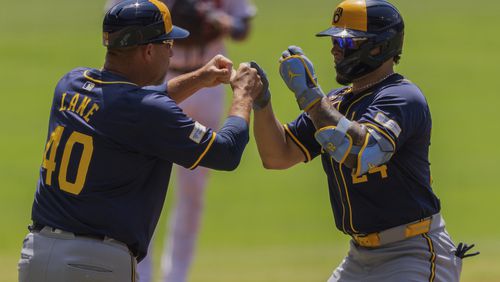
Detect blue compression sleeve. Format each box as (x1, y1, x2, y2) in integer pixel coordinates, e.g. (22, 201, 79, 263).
(198, 116, 249, 171)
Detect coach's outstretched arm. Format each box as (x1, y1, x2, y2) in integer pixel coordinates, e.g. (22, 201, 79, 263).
(125, 63, 262, 172)
(164, 57, 262, 171)
(194, 63, 263, 171)
(167, 55, 233, 104)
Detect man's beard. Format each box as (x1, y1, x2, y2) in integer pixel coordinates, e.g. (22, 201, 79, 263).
(334, 60, 353, 86)
(336, 72, 352, 86)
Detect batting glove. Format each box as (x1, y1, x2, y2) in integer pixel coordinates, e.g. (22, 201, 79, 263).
(279, 46, 324, 111)
(250, 61, 271, 110)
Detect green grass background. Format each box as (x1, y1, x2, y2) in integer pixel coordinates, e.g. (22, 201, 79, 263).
(1, 0, 499, 281)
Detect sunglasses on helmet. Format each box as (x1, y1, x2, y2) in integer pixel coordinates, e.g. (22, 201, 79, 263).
(331, 37, 367, 49)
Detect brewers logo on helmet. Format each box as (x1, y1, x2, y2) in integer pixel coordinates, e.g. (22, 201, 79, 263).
(103, 0, 190, 48)
(317, 0, 404, 83)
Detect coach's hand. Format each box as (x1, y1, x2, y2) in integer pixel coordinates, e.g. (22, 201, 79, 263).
(249, 61, 271, 110)
(279, 45, 324, 111)
(198, 55, 233, 88)
(230, 62, 263, 101)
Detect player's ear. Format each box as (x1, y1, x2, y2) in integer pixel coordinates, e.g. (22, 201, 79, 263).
(369, 46, 382, 56)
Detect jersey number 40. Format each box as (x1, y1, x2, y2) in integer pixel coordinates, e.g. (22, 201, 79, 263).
(41, 126, 93, 195)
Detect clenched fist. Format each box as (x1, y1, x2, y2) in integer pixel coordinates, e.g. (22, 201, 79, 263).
(230, 62, 263, 101)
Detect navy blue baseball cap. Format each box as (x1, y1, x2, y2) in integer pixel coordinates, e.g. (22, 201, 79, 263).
(103, 0, 190, 48)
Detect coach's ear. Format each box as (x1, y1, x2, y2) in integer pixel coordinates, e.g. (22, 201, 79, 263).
(140, 43, 155, 63)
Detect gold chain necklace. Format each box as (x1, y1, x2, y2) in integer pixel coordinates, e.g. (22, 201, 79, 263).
(352, 72, 396, 93)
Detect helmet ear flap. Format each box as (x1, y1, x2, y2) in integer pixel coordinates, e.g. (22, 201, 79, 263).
(376, 31, 404, 61)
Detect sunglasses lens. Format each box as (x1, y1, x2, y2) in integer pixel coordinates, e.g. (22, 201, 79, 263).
(332, 37, 366, 50)
(333, 37, 344, 48)
(346, 38, 354, 49)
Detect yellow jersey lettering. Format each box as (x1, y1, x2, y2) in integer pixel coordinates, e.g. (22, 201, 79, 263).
(59, 92, 67, 111)
(58, 131, 94, 195)
(351, 165, 388, 184)
(352, 173, 368, 184)
(58, 92, 99, 123)
(83, 104, 100, 122)
(41, 126, 94, 195)
(76, 96, 92, 117)
(369, 165, 388, 178)
(42, 126, 65, 185)
(67, 93, 80, 112)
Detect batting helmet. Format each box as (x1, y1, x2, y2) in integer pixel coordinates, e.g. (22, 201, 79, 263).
(103, 0, 189, 48)
(317, 0, 404, 83)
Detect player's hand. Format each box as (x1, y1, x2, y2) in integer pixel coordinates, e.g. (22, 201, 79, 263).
(230, 62, 263, 100)
(279, 45, 325, 111)
(249, 61, 271, 110)
(198, 55, 233, 87)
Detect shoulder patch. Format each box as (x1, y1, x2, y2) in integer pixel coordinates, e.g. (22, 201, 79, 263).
(374, 112, 402, 137)
(82, 82, 95, 91)
(189, 122, 208, 144)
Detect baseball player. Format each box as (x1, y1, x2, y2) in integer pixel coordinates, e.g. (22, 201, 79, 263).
(251, 0, 478, 281)
(104, 0, 255, 281)
(17, 1, 262, 281)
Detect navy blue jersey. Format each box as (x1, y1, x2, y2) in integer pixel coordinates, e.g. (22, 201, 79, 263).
(285, 74, 440, 235)
(32, 68, 248, 260)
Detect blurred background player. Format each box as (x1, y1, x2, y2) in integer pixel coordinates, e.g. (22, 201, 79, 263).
(104, 0, 256, 281)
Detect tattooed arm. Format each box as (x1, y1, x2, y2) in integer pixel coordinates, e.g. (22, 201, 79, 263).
(306, 97, 368, 168)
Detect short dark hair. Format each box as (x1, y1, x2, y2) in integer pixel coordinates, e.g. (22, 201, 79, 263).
(394, 54, 401, 64)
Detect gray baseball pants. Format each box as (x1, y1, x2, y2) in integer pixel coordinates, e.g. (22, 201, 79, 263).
(18, 226, 137, 282)
(328, 226, 462, 282)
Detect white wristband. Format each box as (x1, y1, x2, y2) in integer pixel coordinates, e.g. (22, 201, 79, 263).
(336, 117, 351, 135)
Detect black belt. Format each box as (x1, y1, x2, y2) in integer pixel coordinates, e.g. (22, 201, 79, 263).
(29, 223, 138, 257)
(29, 223, 105, 241)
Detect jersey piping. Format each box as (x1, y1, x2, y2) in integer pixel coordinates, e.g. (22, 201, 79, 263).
(332, 89, 375, 234)
(330, 157, 347, 234)
(284, 124, 312, 162)
(422, 233, 437, 282)
(189, 132, 217, 170)
(362, 122, 397, 151)
(83, 70, 138, 86)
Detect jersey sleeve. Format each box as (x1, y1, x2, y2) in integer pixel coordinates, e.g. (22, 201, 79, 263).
(140, 94, 216, 169)
(285, 112, 322, 162)
(357, 85, 430, 151)
(196, 115, 249, 171)
(123, 93, 220, 169)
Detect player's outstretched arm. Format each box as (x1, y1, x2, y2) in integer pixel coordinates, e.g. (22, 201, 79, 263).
(250, 62, 306, 169)
(167, 55, 233, 104)
(254, 103, 306, 169)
